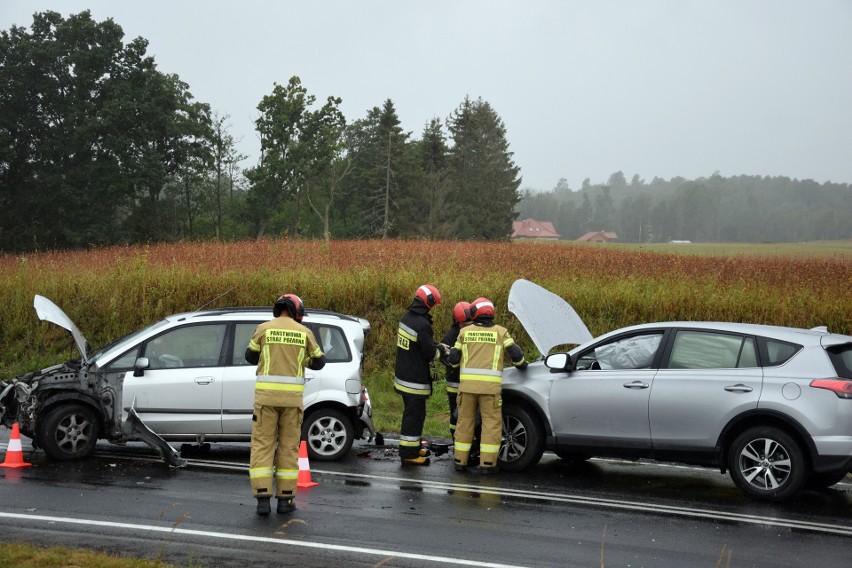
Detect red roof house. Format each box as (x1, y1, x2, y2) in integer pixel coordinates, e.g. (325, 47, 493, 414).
(512, 219, 560, 240)
(577, 231, 618, 243)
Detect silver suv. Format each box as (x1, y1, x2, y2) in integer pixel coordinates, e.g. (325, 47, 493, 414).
(498, 280, 852, 500)
(0, 296, 376, 463)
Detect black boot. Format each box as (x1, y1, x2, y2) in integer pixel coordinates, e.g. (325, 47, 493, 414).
(256, 496, 271, 516)
(277, 497, 296, 514)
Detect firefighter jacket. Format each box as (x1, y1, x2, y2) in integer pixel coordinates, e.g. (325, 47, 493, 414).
(246, 315, 324, 408)
(449, 317, 526, 395)
(440, 322, 462, 394)
(394, 299, 440, 397)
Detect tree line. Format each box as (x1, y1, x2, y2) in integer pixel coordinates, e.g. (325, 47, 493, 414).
(0, 11, 520, 253)
(518, 172, 851, 243)
(3, 12, 849, 254)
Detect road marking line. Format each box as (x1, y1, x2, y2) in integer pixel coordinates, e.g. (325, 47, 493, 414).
(0, 511, 525, 568)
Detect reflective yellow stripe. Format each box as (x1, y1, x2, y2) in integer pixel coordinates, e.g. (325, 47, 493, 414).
(491, 345, 502, 370)
(399, 439, 421, 448)
(446, 385, 459, 393)
(249, 467, 274, 479)
(480, 443, 500, 454)
(276, 469, 298, 480)
(256, 382, 304, 392)
(502, 337, 515, 348)
(455, 442, 472, 452)
(460, 373, 502, 384)
(398, 328, 417, 342)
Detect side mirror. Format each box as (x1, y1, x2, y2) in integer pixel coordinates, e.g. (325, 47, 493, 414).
(133, 357, 150, 377)
(545, 352, 571, 371)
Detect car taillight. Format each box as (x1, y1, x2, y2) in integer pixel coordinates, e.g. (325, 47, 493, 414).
(810, 379, 852, 399)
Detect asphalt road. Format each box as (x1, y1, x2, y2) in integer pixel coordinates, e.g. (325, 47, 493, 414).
(1, 434, 850, 568)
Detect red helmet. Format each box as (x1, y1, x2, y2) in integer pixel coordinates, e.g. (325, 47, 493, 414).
(470, 297, 494, 319)
(273, 293, 305, 321)
(453, 301, 472, 324)
(414, 284, 442, 309)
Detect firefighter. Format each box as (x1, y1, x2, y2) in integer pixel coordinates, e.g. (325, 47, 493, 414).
(440, 301, 481, 461)
(245, 294, 326, 515)
(394, 284, 445, 466)
(449, 297, 527, 474)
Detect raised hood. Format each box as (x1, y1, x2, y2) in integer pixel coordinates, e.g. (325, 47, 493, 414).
(34, 295, 89, 362)
(507, 279, 593, 355)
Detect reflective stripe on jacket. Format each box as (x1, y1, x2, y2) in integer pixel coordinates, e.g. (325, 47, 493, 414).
(453, 322, 518, 395)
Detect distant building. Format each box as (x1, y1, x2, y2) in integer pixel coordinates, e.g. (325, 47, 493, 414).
(577, 231, 618, 243)
(512, 219, 561, 241)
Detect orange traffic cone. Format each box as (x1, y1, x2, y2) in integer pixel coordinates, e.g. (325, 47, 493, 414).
(1, 423, 32, 469)
(296, 440, 318, 488)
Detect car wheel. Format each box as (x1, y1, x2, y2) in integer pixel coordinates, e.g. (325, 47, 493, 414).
(806, 471, 849, 490)
(728, 426, 807, 501)
(302, 407, 354, 462)
(498, 403, 545, 472)
(38, 403, 100, 461)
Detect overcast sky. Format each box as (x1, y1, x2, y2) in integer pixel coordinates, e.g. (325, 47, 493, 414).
(3, 1, 851, 191)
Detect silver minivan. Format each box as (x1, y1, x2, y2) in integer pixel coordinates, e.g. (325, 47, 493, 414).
(0, 296, 376, 463)
(499, 279, 852, 500)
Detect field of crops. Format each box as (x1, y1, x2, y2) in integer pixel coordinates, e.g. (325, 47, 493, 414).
(1, 239, 850, 436)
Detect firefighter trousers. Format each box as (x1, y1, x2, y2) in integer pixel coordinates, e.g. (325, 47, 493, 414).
(398, 392, 428, 459)
(454, 392, 501, 468)
(249, 403, 303, 498)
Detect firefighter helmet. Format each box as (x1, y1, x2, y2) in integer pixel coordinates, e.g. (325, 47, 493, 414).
(470, 297, 494, 319)
(273, 293, 305, 322)
(414, 284, 442, 309)
(453, 301, 472, 324)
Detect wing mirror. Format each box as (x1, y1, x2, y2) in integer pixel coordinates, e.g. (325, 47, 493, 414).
(133, 357, 150, 377)
(545, 352, 572, 371)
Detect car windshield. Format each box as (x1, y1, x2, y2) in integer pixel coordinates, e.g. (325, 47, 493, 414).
(88, 319, 171, 363)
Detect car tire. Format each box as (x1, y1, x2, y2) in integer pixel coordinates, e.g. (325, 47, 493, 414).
(805, 471, 849, 490)
(498, 403, 545, 472)
(728, 426, 807, 501)
(38, 403, 100, 461)
(302, 407, 354, 462)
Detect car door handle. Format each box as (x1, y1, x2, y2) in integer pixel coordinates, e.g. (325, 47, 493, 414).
(724, 384, 753, 393)
(194, 377, 215, 385)
(623, 381, 649, 389)
(305, 374, 314, 382)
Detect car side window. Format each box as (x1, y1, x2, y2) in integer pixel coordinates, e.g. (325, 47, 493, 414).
(576, 332, 663, 370)
(103, 346, 140, 371)
(763, 339, 802, 366)
(144, 323, 227, 369)
(306, 323, 351, 363)
(669, 331, 758, 369)
(233, 322, 258, 366)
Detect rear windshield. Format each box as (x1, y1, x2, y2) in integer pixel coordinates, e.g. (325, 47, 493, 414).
(826, 344, 852, 379)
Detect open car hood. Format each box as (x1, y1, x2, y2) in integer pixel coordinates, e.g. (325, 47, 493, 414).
(34, 295, 89, 363)
(507, 279, 593, 355)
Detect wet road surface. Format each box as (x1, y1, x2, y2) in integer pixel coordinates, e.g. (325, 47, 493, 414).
(1, 433, 850, 567)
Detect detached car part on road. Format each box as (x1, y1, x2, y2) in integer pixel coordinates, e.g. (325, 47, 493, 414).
(499, 279, 852, 501)
(0, 296, 376, 464)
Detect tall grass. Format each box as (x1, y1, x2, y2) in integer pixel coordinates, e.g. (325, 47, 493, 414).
(1, 239, 850, 436)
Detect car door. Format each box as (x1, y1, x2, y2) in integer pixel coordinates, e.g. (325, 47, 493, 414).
(549, 330, 665, 456)
(122, 323, 227, 435)
(649, 329, 762, 454)
(222, 321, 263, 434)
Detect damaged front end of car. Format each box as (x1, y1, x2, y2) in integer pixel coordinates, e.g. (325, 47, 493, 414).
(0, 296, 185, 467)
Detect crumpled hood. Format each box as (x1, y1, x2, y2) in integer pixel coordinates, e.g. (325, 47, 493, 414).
(33, 295, 89, 363)
(507, 279, 593, 355)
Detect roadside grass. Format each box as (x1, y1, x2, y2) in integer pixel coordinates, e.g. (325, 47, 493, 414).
(0, 542, 178, 567)
(1, 238, 850, 440)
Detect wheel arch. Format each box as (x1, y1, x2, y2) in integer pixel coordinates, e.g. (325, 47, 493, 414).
(716, 410, 816, 474)
(301, 400, 357, 436)
(501, 390, 551, 438)
(37, 392, 109, 442)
